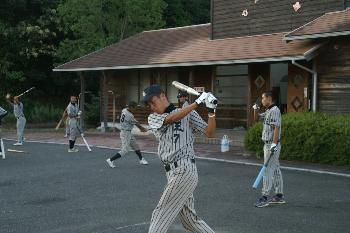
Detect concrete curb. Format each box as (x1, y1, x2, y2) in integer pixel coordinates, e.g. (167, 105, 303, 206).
(3, 138, 349, 178)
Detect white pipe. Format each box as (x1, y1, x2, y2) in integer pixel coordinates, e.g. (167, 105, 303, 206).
(291, 60, 317, 112)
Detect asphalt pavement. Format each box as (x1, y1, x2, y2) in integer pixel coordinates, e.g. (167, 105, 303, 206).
(0, 141, 349, 233)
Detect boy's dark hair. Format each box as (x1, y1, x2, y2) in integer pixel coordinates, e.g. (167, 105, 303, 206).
(262, 91, 274, 101)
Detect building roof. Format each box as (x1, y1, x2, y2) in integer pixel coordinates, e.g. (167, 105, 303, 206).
(54, 24, 321, 72)
(284, 9, 350, 41)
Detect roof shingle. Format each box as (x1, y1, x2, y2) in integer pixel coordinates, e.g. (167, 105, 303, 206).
(54, 23, 320, 71)
(285, 9, 350, 41)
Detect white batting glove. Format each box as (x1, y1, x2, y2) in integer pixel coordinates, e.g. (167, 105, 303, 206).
(195, 92, 209, 105)
(270, 143, 277, 153)
(78, 111, 82, 116)
(252, 103, 260, 110)
(205, 93, 218, 113)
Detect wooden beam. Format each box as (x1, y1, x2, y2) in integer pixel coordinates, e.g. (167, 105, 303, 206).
(79, 72, 85, 131)
(101, 71, 108, 132)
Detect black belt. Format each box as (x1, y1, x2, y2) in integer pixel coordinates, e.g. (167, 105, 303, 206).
(164, 158, 195, 172)
(264, 140, 280, 144)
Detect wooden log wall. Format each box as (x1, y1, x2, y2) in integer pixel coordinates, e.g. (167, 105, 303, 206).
(316, 38, 350, 114)
(212, 0, 345, 39)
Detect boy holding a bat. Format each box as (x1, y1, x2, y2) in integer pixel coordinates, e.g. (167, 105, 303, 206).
(66, 96, 81, 152)
(255, 91, 285, 208)
(144, 84, 217, 233)
(6, 94, 26, 146)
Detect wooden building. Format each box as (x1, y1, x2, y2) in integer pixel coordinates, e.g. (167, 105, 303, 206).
(54, 0, 350, 129)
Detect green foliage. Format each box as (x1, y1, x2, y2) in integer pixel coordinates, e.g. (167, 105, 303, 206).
(164, 0, 210, 27)
(22, 103, 61, 123)
(85, 96, 101, 126)
(245, 112, 350, 165)
(55, 0, 167, 62)
(244, 122, 264, 158)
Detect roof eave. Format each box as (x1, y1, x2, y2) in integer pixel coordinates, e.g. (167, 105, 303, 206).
(52, 55, 308, 72)
(284, 31, 350, 41)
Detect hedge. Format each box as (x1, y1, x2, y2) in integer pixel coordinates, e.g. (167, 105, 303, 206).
(245, 112, 350, 165)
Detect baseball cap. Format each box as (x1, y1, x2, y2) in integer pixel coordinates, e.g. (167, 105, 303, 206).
(127, 101, 137, 108)
(142, 84, 163, 103)
(177, 90, 188, 98)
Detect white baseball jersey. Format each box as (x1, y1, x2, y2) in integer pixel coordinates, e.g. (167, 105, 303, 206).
(0, 107, 7, 117)
(148, 107, 207, 164)
(67, 103, 79, 141)
(262, 105, 281, 143)
(67, 103, 79, 117)
(120, 108, 137, 131)
(147, 105, 215, 233)
(12, 102, 24, 118)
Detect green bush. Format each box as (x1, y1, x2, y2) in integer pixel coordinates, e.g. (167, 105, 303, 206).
(1, 102, 63, 124)
(245, 112, 350, 165)
(85, 96, 100, 126)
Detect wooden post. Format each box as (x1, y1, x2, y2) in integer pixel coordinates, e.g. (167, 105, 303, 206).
(137, 70, 141, 103)
(79, 72, 85, 131)
(101, 71, 108, 132)
(189, 68, 194, 102)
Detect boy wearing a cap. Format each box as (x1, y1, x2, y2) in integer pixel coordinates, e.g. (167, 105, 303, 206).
(177, 90, 189, 108)
(144, 84, 217, 233)
(106, 101, 149, 168)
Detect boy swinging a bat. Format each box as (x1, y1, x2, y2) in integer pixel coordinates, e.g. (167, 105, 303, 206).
(144, 84, 217, 233)
(6, 94, 26, 146)
(255, 91, 285, 208)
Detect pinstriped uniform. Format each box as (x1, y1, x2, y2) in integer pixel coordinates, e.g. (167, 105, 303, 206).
(118, 108, 140, 156)
(148, 107, 215, 233)
(67, 103, 79, 141)
(261, 105, 283, 196)
(11, 102, 26, 143)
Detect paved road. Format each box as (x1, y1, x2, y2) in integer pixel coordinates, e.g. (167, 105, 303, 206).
(0, 141, 349, 233)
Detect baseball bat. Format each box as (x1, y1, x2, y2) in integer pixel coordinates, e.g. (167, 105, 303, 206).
(7, 149, 26, 153)
(172, 81, 218, 105)
(252, 150, 275, 189)
(55, 118, 63, 130)
(1, 138, 5, 159)
(77, 126, 92, 151)
(172, 81, 200, 96)
(17, 87, 35, 98)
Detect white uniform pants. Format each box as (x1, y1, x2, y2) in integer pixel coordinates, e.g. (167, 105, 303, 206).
(69, 118, 78, 141)
(16, 116, 26, 143)
(262, 143, 284, 196)
(148, 159, 215, 233)
(119, 130, 140, 156)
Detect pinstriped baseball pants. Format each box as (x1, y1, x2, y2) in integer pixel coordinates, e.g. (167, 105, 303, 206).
(148, 161, 215, 233)
(16, 116, 26, 143)
(262, 143, 284, 196)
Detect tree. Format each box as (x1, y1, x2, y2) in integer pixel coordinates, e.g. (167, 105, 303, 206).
(55, 0, 166, 63)
(163, 0, 210, 27)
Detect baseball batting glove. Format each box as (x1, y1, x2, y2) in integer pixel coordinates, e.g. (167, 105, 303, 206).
(205, 93, 218, 113)
(195, 92, 209, 105)
(252, 103, 260, 110)
(270, 143, 277, 153)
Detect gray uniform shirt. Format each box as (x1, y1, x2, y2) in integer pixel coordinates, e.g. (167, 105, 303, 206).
(13, 102, 24, 118)
(120, 108, 137, 131)
(0, 107, 7, 117)
(67, 103, 79, 118)
(262, 105, 281, 143)
(148, 108, 207, 164)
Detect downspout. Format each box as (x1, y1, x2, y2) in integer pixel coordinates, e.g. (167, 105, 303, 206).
(291, 60, 317, 112)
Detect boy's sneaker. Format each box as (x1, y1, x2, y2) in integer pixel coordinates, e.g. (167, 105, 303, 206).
(68, 148, 79, 153)
(269, 195, 286, 204)
(255, 196, 269, 208)
(106, 158, 116, 168)
(13, 142, 23, 146)
(139, 158, 149, 165)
